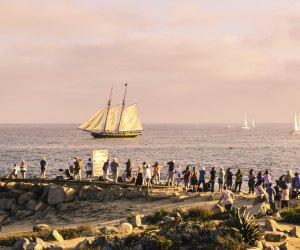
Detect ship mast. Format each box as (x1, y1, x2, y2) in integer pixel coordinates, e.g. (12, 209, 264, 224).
(103, 87, 113, 131)
(117, 83, 128, 132)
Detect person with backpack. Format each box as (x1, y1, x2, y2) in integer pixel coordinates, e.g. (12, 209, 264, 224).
(218, 185, 234, 211)
(182, 166, 191, 191)
(40, 157, 48, 179)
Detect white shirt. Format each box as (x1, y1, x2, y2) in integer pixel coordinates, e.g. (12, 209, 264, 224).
(145, 168, 151, 179)
(173, 167, 181, 178)
(221, 190, 233, 205)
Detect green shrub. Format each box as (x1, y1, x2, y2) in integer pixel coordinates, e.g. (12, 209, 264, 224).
(0, 232, 39, 247)
(57, 224, 93, 240)
(280, 207, 300, 225)
(147, 208, 170, 224)
(224, 209, 263, 244)
(215, 234, 249, 250)
(185, 207, 213, 221)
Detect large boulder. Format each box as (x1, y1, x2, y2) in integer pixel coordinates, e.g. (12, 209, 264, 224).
(33, 224, 50, 232)
(265, 219, 283, 232)
(100, 226, 120, 234)
(30, 185, 44, 195)
(18, 192, 38, 205)
(103, 189, 123, 202)
(34, 202, 48, 212)
(0, 197, 16, 210)
(289, 226, 300, 238)
(26, 242, 43, 250)
(64, 188, 78, 202)
(9, 189, 26, 198)
(124, 191, 146, 200)
(79, 185, 102, 200)
(13, 238, 30, 250)
(46, 229, 64, 242)
(47, 185, 67, 205)
(246, 202, 270, 218)
(74, 239, 92, 250)
(19, 182, 34, 190)
(264, 232, 287, 242)
(26, 200, 38, 210)
(119, 223, 133, 234)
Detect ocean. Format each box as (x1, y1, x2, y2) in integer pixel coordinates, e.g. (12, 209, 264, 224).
(0, 123, 299, 181)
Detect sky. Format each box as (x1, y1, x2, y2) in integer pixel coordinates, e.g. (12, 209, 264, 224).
(1, 0, 300, 124)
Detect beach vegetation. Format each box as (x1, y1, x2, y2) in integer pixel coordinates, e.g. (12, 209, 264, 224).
(184, 206, 213, 221)
(147, 208, 170, 224)
(58, 224, 93, 240)
(224, 209, 263, 244)
(280, 207, 300, 224)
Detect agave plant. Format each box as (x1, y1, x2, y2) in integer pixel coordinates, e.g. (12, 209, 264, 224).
(224, 208, 263, 244)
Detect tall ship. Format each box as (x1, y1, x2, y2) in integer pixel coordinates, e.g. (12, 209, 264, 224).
(78, 84, 143, 138)
(242, 114, 250, 129)
(290, 112, 300, 135)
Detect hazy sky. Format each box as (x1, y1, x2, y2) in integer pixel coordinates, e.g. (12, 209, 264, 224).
(1, 0, 300, 124)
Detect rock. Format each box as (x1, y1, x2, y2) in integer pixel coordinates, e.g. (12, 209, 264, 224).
(130, 214, 142, 227)
(289, 226, 300, 238)
(0, 191, 10, 198)
(170, 195, 189, 202)
(47, 247, 63, 250)
(124, 191, 146, 200)
(103, 189, 122, 202)
(40, 185, 51, 203)
(119, 223, 133, 234)
(79, 185, 102, 200)
(19, 182, 34, 190)
(26, 242, 43, 250)
(168, 212, 182, 219)
(34, 202, 48, 212)
(9, 189, 27, 198)
(47, 185, 67, 205)
(279, 242, 288, 250)
(26, 200, 38, 210)
(100, 226, 120, 234)
(5, 182, 18, 190)
(33, 224, 50, 232)
(246, 202, 270, 218)
(132, 244, 143, 250)
(265, 219, 283, 232)
(35, 238, 45, 245)
(13, 238, 30, 250)
(253, 240, 264, 250)
(18, 192, 38, 205)
(46, 229, 64, 242)
(159, 216, 176, 225)
(207, 195, 214, 201)
(211, 204, 225, 213)
(30, 185, 44, 195)
(264, 232, 287, 242)
(139, 225, 148, 230)
(74, 239, 91, 250)
(0, 197, 16, 210)
(239, 205, 250, 214)
(64, 188, 78, 202)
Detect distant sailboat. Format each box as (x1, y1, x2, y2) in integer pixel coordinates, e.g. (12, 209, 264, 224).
(290, 112, 300, 135)
(252, 120, 256, 128)
(242, 115, 250, 129)
(78, 84, 143, 138)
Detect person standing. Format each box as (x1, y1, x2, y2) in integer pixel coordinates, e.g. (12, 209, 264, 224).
(125, 159, 133, 180)
(191, 167, 199, 193)
(218, 167, 225, 192)
(266, 183, 276, 211)
(218, 186, 234, 211)
(151, 162, 161, 185)
(145, 165, 152, 190)
(248, 169, 256, 194)
(40, 157, 48, 179)
(253, 180, 268, 206)
(182, 166, 191, 190)
(85, 158, 93, 181)
(256, 171, 263, 185)
(210, 167, 216, 192)
(198, 166, 206, 192)
(69, 158, 75, 178)
(225, 167, 233, 190)
(135, 165, 144, 191)
(173, 165, 182, 187)
(166, 160, 175, 186)
(74, 157, 82, 181)
(103, 159, 110, 181)
(20, 160, 27, 179)
(234, 169, 243, 193)
(263, 170, 272, 187)
(110, 158, 119, 183)
(293, 172, 300, 198)
(281, 184, 290, 209)
(11, 164, 19, 179)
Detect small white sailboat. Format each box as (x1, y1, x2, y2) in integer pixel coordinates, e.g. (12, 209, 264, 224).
(290, 112, 300, 135)
(242, 115, 250, 129)
(252, 120, 256, 128)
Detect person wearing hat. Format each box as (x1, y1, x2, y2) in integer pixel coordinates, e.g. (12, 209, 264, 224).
(40, 157, 48, 179)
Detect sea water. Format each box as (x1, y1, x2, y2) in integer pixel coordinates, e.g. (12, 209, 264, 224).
(0, 123, 299, 181)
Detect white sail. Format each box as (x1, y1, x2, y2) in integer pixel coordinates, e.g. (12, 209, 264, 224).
(294, 113, 300, 131)
(78, 108, 105, 131)
(104, 105, 119, 131)
(252, 120, 256, 127)
(244, 115, 248, 127)
(119, 104, 143, 131)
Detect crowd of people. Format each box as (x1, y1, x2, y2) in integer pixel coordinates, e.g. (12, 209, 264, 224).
(8, 157, 300, 211)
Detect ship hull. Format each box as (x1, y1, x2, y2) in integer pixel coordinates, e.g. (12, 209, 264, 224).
(90, 131, 142, 138)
